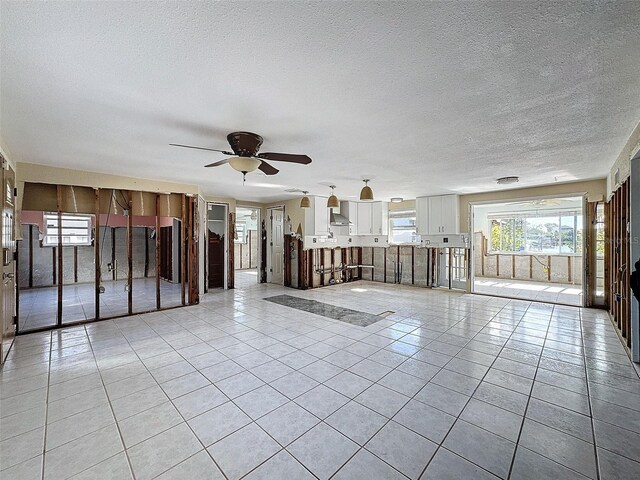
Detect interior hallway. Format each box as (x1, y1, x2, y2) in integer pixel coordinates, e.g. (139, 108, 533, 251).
(1, 281, 639, 479)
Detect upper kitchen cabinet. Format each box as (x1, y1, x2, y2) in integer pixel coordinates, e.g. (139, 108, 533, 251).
(371, 202, 389, 235)
(356, 202, 372, 235)
(416, 195, 460, 235)
(354, 201, 388, 235)
(304, 196, 329, 236)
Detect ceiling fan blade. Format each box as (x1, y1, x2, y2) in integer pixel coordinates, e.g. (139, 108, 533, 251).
(258, 160, 279, 175)
(170, 143, 233, 155)
(204, 158, 231, 168)
(257, 152, 312, 164)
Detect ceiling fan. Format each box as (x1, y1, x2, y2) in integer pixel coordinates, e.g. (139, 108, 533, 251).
(170, 131, 312, 181)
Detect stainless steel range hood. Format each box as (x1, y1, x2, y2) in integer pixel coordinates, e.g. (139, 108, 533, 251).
(330, 211, 351, 226)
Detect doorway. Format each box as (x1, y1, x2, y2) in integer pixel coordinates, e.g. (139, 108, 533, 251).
(234, 206, 260, 289)
(266, 206, 284, 285)
(471, 196, 585, 306)
(207, 203, 227, 289)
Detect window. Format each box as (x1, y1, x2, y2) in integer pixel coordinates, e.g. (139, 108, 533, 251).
(43, 213, 92, 246)
(489, 210, 582, 254)
(389, 210, 418, 244)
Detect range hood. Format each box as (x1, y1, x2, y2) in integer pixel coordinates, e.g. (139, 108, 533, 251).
(330, 211, 352, 226)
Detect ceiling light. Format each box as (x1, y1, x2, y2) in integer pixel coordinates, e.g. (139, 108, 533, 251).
(390, 197, 403, 203)
(300, 191, 311, 209)
(360, 179, 374, 201)
(496, 176, 519, 185)
(327, 185, 339, 208)
(228, 156, 262, 182)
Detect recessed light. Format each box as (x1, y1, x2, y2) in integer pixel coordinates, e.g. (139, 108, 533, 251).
(390, 197, 403, 203)
(496, 176, 519, 185)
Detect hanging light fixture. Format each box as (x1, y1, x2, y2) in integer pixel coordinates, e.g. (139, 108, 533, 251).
(360, 179, 374, 201)
(327, 185, 339, 208)
(300, 191, 311, 209)
(228, 156, 262, 183)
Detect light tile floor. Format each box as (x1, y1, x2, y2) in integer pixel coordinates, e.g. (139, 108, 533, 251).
(19, 278, 183, 332)
(474, 277, 584, 306)
(1, 280, 640, 479)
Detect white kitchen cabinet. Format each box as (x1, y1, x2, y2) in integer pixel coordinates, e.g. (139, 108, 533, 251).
(417, 195, 459, 235)
(340, 201, 358, 235)
(304, 196, 329, 236)
(356, 202, 372, 235)
(371, 202, 388, 235)
(416, 197, 430, 235)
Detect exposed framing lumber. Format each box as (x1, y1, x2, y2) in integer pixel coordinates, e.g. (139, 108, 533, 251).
(181, 194, 187, 304)
(127, 191, 133, 316)
(56, 185, 63, 325)
(155, 194, 161, 310)
(94, 189, 100, 320)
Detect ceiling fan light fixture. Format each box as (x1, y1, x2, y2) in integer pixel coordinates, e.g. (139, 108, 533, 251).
(496, 176, 519, 185)
(327, 185, 339, 208)
(360, 179, 374, 201)
(300, 191, 311, 209)
(228, 156, 262, 174)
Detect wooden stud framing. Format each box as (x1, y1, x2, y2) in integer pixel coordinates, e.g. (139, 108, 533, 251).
(411, 246, 415, 285)
(127, 191, 133, 316)
(155, 194, 161, 310)
(28, 225, 33, 288)
(94, 189, 101, 320)
(56, 185, 63, 325)
(181, 194, 187, 304)
(227, 211, 235, 290)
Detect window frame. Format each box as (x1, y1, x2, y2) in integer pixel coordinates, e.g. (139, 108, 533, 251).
(389, 209, 419, 245)
(42, 213, 93, 247)
(488, 209, 583, 255)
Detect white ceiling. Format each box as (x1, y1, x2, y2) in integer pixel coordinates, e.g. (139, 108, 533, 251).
(2, 1, 639, 203)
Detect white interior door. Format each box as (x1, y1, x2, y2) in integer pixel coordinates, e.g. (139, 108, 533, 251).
(268, 207, 284, 284)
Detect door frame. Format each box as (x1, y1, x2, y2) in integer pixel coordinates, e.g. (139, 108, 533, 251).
(469, 193, 588, 307)
(0, 160, 16, 363)
(266, 206, 284, 285)
(235, 205, 261, 286)
(207, 202, 229, 290)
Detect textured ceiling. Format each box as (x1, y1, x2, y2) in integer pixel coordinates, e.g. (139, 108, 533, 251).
(1, 1, 639, 202)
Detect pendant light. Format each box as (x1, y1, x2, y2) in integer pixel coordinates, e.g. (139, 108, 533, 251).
(360, 179, 374, 201)
(327, 185, 339, 208)
(300, 191, 311, 209)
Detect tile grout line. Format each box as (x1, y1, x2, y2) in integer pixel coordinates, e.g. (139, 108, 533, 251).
(415, 300, 539, 479)
(82, 323, 138, 480)
(505, 303, 552, 479)
(581, 309, 602, 480)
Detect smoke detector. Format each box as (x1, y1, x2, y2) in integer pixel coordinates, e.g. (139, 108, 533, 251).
(496, 176, 519, 185)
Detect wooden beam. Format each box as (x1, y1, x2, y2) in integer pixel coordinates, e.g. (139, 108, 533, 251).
(74, 246, 78, 283)
(411, 246, 415, 285)
(567, 256, 572, 284)
(111, 227, 116, 281)
(144, 227, 149, 278)
(181, 194, 187, 303)
(547, 255, 551, 282)
(308, 248, 314, 289)
(511, 254, 515, 279)
(228, 211, 235, 290)
(155, 194, 161, 310)
(56, 185, 63, 326)
(529, 255, 533, 279)
(383, 248, 387, 283)
(94, 189, 100, 320)
(127, 191, 133, 315)
(28, 224, 33, 288)
(188, 197, 199, 304)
